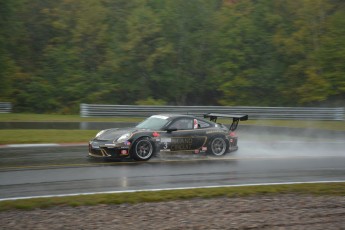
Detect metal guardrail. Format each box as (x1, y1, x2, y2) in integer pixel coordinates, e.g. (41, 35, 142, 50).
(80, 104, 344, 121)
(0, 102, 12, 113)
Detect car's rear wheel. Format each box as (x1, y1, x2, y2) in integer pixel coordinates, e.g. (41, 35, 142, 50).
(208, 137, 228, 156)
(131, 137, 154, 161)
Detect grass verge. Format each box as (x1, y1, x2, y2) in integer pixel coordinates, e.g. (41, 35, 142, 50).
(0, 130, 97, 145)
(1, 113, 344, 130)
(0, 114, 344, 144)
(1, 182, 344, 211)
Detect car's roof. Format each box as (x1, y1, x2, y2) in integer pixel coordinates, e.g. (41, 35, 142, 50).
(152, 114, 213, 123)
(153, 113, 197, 119)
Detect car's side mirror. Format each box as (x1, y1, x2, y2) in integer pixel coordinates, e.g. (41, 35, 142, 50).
(166, 128, 177, 133)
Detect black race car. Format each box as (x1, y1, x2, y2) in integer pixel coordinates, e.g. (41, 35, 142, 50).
(88, 113, 248, 161)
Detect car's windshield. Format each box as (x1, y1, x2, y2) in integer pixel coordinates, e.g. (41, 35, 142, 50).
(135, 115, 170, 130)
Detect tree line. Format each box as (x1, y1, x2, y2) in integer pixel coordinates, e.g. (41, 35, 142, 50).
(1, 0, 344, 114)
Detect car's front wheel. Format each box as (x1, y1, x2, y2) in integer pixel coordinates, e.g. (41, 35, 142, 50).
(131, 137, 154, 161)
(207, 137, 228, 156)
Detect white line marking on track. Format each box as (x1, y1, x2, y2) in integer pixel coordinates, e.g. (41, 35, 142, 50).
(1, 180, 345, 201)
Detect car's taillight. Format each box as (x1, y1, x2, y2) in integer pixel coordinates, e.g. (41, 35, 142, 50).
(230, 131, 236, 137)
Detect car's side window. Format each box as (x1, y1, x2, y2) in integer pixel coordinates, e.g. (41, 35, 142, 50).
(169, 118, 193, 130)
(197, 119, 211, 128)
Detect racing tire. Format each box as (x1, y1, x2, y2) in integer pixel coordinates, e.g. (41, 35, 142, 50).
(207, 136, 228, 157)
(130, 137, 155, 161)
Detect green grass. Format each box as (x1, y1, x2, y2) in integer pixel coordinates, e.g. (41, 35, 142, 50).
(0, 130, 97, 144)
(1, 182, 344, 211)
(0, 114, 142, 144)
(1, 113, 344, 131)
(0, 113, 344, 144)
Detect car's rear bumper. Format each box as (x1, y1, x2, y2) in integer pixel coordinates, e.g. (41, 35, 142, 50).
(229, 145, 238, 152)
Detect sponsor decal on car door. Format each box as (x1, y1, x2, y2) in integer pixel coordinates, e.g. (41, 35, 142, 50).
(161, 131, 194, 151)
(160, 118, 206, 152)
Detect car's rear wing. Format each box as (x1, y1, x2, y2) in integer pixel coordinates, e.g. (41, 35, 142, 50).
(204, 113, 248, 131)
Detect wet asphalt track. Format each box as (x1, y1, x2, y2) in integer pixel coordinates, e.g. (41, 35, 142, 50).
(1, 131, 345, 199)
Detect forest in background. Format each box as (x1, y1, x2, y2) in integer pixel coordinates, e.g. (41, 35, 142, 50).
(1, 0, 344, 114)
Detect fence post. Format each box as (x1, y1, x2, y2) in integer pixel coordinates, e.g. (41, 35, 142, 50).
(80, 103, 88, 117)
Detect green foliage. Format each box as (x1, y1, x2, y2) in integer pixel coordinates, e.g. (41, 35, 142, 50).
(272, 0, 341, 105)
(135, 97, 166, 105)
(0, 129, 97, 145)
(317, 4, 345, 101)
(0, 0, 344, 113)
(213, 0, 277, 105)
(0, 0, 26, 100)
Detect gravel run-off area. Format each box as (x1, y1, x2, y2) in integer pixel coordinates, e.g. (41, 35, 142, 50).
(1, 194, 345, 229)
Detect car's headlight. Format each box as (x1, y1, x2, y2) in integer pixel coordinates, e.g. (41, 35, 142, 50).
(95, 130, 106, 138)
(117, 133, 131, 142)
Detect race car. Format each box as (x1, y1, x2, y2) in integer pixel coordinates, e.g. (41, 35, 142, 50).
(88, 113, 248, 161)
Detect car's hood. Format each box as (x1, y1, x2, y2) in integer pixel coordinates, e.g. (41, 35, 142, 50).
(96, 127, 149, 141)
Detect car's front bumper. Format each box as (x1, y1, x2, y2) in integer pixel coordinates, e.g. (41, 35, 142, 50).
(88, 141, 131, 159)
